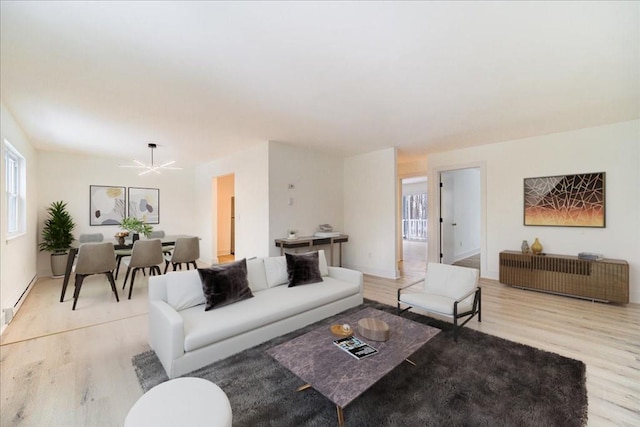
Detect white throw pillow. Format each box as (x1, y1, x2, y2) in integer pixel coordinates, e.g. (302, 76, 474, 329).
(247, 257, 269, 292)
(165, 270, 205, 311)
(317, 250, 329, 277)
(263, 256, 288, 288)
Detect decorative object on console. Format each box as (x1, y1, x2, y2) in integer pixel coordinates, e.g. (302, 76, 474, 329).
(287, 229, 298, 239)
(578, 252, 604, 261)
(119, 143, 182, 176)
(315, 223, 341, 237)
(524, 172, 605, 227)
(531, 237, 543, 255)
(521, 240, 530, 254)
(90, 185, 125, 226)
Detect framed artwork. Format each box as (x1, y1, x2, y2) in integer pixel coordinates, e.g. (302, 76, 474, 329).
(128, 187, 159, 224)
(524, 172, 605, 227)
(89, 185, 126, 225)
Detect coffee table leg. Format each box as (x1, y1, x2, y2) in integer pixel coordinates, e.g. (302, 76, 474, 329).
(296, 383, 312, 392)
(336, 405, 345, 427)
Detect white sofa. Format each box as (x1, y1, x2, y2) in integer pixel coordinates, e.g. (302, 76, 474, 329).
(148, 250, 363, 378)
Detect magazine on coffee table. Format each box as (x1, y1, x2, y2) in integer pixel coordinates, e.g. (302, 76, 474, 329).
(333, 336, 378, 360)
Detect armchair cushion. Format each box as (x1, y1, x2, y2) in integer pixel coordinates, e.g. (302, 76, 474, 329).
(424, 262, 479, 305)
(399, 292, 473, 316)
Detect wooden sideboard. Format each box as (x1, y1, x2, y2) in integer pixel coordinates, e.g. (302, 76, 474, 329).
(499, 250, 629, 303)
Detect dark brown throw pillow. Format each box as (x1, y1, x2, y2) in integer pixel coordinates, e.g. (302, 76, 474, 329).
(286, 252, 323, 287)
(198, 259, 253, 311)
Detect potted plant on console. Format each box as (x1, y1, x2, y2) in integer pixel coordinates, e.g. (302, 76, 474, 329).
(39, 201, 76, 277)
(119, 217, 153, 244)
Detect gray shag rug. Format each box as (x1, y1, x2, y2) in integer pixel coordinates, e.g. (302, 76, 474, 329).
(132, 300, 587, 426)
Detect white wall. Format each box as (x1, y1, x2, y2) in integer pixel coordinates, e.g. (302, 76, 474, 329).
(194, 143, 270, 263)
(344, 148, 398, 278)
(36, 150, 197, 276)
(0, 104, 39, 331)
(428, 120, 640, 303)
(402, 181, 427, 196)
(268, 142, 344, 257)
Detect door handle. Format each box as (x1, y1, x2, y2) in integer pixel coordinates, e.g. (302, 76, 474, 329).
(452, 223, 457, 226)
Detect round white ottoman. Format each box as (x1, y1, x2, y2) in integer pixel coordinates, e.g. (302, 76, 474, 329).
(125, 378, 232, 427)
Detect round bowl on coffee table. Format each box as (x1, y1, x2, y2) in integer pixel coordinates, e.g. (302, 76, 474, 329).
(357, 317, 390, 341)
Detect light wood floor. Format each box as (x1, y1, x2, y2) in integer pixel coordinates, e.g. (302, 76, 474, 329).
(1, 265, 639, 426)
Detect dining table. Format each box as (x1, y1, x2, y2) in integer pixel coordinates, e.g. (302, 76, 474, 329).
(59, 235, 196, 302)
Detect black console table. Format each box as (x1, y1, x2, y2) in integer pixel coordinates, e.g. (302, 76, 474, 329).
(274, 235, 349, 267)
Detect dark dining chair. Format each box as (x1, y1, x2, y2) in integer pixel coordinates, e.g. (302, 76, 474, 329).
(72, 242, 119, 310)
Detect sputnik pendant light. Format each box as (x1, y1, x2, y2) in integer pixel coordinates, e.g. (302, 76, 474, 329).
(120, 143, 182, 176)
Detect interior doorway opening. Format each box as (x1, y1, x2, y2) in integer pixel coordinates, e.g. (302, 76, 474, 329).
(215, 173, 235, 264)
(400, 176, 428, 276)
(439, 168, 481, 271)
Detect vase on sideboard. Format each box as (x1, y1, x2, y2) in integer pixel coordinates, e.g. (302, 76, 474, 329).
(531, 238, 543, 255)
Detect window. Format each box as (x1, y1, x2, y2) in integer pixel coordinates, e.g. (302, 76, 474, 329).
(402, 193, 427, 240)
(4, 140, 25, 236)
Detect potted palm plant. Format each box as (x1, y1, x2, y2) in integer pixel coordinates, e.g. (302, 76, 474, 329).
(39, 201, 76, 277)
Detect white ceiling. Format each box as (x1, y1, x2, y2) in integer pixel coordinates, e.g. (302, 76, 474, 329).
(1, 1, 638, 167)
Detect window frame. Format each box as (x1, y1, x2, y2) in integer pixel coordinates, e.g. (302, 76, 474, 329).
(4, 139, 26, 238)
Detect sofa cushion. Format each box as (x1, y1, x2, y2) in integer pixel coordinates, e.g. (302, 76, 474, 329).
(246, 257, 268, 292)
(165, 270, 205, 311)
(286, 252, 323, 287)
(263, 256, 288, 288)
(181, 276, 361, 352)
(198, 259, 254, 311)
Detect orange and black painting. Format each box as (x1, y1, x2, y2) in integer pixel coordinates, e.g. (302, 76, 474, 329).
(524, 172, 605, 227)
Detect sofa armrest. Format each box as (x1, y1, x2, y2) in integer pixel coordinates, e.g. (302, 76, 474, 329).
(148, 299, 185, 377)
(328, 266, 363, 290)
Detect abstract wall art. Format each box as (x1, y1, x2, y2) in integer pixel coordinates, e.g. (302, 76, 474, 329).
(524, 172, 605, 227)
(128, 187, 159, 224)
(90, 185, 126, 225)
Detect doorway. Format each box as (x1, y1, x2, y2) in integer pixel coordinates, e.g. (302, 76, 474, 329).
(215, 174, 235, 264)
(400, 176, 428, 276)
(439, 168, 481, 271)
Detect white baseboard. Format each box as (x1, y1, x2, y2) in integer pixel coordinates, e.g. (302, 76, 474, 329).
(342, 263, 400, 280)
(0, 274, 37, 336)
(453, 249, 480, 263)
(0, 311, 6, 335)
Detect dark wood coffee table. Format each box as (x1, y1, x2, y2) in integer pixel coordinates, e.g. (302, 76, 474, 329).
(267, 307, 440, 426)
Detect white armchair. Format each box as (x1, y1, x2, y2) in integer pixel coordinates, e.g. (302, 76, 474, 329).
(397, 262, 481, 341)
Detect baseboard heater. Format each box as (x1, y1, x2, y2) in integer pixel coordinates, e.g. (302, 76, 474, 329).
(499, 251, 629, 303)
